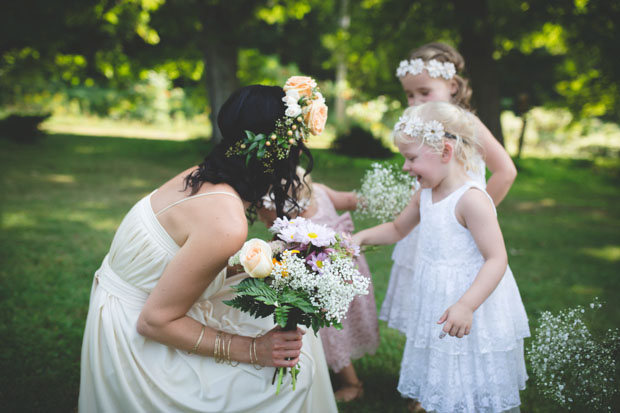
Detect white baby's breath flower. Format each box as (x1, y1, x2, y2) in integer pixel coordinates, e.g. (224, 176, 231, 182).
(354, 162, 417, 223)
(528, 298, 618, 411)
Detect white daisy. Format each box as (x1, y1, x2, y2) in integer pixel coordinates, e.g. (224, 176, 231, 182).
(423, 120, 445, 143)
(426, 59, 445, 78)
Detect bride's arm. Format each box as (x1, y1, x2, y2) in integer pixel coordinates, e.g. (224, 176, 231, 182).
(136, 200, 301, 368)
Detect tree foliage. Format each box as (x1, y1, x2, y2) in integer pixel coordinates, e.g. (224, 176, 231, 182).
(1, 0, 618, 139)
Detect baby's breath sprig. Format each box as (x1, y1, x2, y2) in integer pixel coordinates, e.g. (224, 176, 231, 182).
(527, 298, 619, 411)
(354, 162, 418, 223)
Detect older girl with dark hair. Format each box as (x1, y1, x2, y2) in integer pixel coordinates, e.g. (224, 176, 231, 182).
(79, 81, 337, 412)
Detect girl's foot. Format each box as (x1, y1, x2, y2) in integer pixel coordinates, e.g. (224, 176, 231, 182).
(407, 399, 425, 412)
(334, 380, 364, 402)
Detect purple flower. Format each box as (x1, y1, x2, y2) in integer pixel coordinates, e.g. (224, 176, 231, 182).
(307, 252, 330, 273)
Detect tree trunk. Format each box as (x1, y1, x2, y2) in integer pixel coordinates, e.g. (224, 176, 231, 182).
(204, 40, 239, 144)
(516, 114, 527, 159)
(453, 0, 505, 145)
(334, 0, 350, 128)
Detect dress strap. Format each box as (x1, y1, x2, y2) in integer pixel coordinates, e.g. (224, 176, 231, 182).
(155, 191, 242, 217)
(456, 181, 496, 216)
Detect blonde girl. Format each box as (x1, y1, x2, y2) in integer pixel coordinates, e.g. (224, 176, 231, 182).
(354, 102, 529, 413)
(382, 42, 517, 335)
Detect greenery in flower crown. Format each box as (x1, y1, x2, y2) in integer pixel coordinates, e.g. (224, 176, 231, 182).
(225, 115, 308, 172)
(225, 76, 328, 173)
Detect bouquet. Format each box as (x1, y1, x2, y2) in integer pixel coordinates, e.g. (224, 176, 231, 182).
(527, 298, 619, 411)
(225, 216, 369, 393)
(354, 162, 418, 223)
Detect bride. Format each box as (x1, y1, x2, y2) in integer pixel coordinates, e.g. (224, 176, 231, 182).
(78, 79, 337, 412)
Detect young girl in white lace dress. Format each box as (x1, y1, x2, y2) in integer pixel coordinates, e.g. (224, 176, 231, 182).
(353, 101, 529, 413)
(382, 43, 517, 335)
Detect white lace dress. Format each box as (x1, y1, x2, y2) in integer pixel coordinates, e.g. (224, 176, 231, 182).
(397, 182, 530, 413)
(381, 158, 486, 333)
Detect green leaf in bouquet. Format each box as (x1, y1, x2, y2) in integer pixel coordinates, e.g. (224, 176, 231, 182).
(279, 290, 316, 314)
(274, 305, 291, 328)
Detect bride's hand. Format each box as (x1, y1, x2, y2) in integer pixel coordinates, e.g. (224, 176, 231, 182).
(256, 326, 305, 367)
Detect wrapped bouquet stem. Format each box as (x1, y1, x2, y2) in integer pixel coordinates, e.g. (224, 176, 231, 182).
(225, 217, 369, 393)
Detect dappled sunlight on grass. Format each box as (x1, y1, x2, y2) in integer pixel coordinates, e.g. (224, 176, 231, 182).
(1, 133, 619, 412)
(580, 245, 620, 262)
(2, 211, 37, 228)
(569, 284, 604, 297)
(513, 197, 557, 211)
(74, 145, 98, 154)
(43, 173, 76, 184)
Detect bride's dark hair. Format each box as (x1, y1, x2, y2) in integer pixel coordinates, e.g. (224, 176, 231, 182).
(184, 84, 313, 221)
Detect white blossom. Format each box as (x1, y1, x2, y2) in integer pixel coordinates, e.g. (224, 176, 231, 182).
(354, 162, 417, 223)
(527, 298, 618, 411)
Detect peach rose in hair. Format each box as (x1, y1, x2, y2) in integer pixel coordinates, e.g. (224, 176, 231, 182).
(283, 76, 317, 99)
(304, 100, 328, 135)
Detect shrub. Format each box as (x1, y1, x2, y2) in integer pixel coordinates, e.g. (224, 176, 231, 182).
(0, 113, 51, 143)
(331, 125, 393, 159)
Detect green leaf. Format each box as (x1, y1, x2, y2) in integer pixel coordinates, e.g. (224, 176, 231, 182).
(244, 130, 256, 140)
(280, 291, 316, 313)
(274, 305, 291, 328)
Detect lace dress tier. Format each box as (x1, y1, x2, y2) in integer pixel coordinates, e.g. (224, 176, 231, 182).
(305, 184, 380, 372)
(79, 191, 337, 413)
(381, 157, 486, 333)
(397, 182, 530, 413)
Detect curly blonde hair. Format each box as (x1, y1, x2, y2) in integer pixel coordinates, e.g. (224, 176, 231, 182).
(393, 101, 482, 174)
(409, 42, 473, 110)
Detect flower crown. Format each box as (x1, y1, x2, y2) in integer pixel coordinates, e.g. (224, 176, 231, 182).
(226, 76, 328, 172)
(394, 115, 461, 144)
(396, 58, 456, 80)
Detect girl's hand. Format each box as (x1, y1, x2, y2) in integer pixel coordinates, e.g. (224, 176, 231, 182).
(351, 232, 364, 247)
(255, 326, 305, 368)
(437, 302, 473, 338)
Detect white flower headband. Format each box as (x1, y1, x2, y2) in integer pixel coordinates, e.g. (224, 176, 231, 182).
(394, 115, 461, 144)
(396, 58, 456, 80)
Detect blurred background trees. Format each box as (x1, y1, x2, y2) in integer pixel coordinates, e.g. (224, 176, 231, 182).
(1, 0, 618, 152)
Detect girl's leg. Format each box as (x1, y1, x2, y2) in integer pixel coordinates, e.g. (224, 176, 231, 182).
(334, 362, 364, 402)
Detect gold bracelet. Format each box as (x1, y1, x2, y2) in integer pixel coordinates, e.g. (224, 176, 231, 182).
(250, 336, 263, 370)
(214, 330, 222, 363)
(188, 325, 205, 355)
(227, 334, 240, 367)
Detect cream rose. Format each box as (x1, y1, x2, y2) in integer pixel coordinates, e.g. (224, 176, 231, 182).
(283, 76, 316, 98)
(304, 100, 328, 135)
(239, 239, 273, 278)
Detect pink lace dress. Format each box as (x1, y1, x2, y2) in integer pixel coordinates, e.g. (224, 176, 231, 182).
(305, 184, 380, 372)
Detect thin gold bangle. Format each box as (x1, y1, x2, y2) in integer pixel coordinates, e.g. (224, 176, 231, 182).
(188, 325, 205, 355)
(227, 334, 240, 367)
(214, 330, 222, 362)
(251, 336, 263, 370)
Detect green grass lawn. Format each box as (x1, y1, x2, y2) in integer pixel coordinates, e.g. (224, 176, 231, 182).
(1, 133, 619, 412)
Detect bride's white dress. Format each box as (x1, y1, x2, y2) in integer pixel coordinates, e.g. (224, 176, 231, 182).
(79, 191, 337, 412)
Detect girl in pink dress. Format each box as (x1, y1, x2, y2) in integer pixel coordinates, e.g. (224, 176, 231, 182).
(259, 172, 379, 402)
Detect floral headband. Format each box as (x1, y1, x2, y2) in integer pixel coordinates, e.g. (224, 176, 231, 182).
(396, 58, 456, 80)
(394, 115, 462, 144)
(226, 76, 328, 172)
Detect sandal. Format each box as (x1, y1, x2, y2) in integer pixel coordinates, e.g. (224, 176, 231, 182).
(334, 380, 364, 402)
